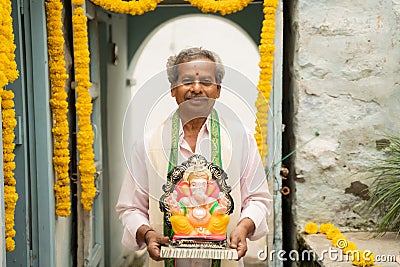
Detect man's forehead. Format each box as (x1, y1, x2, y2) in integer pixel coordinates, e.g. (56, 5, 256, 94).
(179, 72, 214, 78)
(177, 61, 216, 72)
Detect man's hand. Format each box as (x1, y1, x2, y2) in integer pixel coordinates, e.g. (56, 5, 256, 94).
(137, 225, 170, 261)
(145, 230, 170, 261)
(229, 218, 255, 260)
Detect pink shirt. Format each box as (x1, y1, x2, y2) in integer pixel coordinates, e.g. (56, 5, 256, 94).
(116, 116, 272, 251)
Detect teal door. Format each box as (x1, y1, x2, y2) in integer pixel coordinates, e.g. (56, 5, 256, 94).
(7, 0, 58, 266)
(6, 0, 32, 265)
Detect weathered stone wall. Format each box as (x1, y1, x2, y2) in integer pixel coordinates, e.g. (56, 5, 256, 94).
(291, 0, 400, 230)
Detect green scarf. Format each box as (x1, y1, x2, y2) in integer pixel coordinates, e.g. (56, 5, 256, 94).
(164, 109, 222, 267)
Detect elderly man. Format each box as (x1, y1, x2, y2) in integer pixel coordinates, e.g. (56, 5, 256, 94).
(116, 47, 272, 267)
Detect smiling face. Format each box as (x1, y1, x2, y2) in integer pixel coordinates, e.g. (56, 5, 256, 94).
(171, 58, 221, 114)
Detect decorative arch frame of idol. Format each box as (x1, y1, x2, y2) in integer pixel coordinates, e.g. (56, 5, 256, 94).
(159, 154, 238, 260)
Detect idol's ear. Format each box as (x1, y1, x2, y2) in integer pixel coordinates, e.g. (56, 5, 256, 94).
(206, 181, 217, 196)
(178, 181, 190, 196)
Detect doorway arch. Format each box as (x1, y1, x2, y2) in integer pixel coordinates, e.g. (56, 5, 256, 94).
(127, 3, 264, 64)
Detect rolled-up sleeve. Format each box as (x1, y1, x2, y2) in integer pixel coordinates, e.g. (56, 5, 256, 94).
(239, 131, 272, 241)
(116, 142, 150, 251)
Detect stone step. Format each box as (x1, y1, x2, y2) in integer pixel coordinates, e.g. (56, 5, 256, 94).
(298, 232, 400, 267)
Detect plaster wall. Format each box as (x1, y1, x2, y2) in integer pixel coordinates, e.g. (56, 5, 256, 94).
(291, 0, 400, 230)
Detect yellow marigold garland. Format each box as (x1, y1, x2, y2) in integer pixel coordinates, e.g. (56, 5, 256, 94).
(72, 4, 96, 211)
(254, 0, 278, 164)
(45, 0, 71, 217)
(306, 223, 378, 266)
(2, 91, 18, 252)
(351, 250, 375, 267)
(88, 0, 255, 15)
(331, 233, 347, 247)
(320, 222, 335, 234)
(326, 227, 341, 240)
(0, 1, 19, 86)
(185, 0, 252, 15)
(343, 241, 358, 254)
(88, 0, 162, 15)
(0, 0, 19, 252)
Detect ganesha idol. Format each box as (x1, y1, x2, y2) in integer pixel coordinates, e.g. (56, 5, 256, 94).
(160, 156, 234, 244)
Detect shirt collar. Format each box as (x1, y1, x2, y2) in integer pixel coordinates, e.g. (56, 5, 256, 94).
(178, 115, 211, 137)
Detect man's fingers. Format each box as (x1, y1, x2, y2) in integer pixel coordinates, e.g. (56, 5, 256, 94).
(237, 242, 248, 259)
(229, 229, 248, 260)
(147, 235, 169, 261)
(156, 236, 170, 244)
(229, 234, 239, 248)
(148, 245, 161, 261)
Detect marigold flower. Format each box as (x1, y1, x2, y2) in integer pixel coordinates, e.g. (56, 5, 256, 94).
(351, 250, 374, 266)
(331, 234, 347, 248)
(304, 222, 319, 234)
(320, 223, 335, 234)
(342, 241, 358, 254)
(6, 238, 15, 251)
(326, 228, 341, 240)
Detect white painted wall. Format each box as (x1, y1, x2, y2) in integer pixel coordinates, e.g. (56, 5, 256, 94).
(291, 0, 400, 230)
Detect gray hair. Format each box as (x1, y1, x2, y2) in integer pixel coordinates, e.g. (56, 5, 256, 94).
(166, 47, 225, 85)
